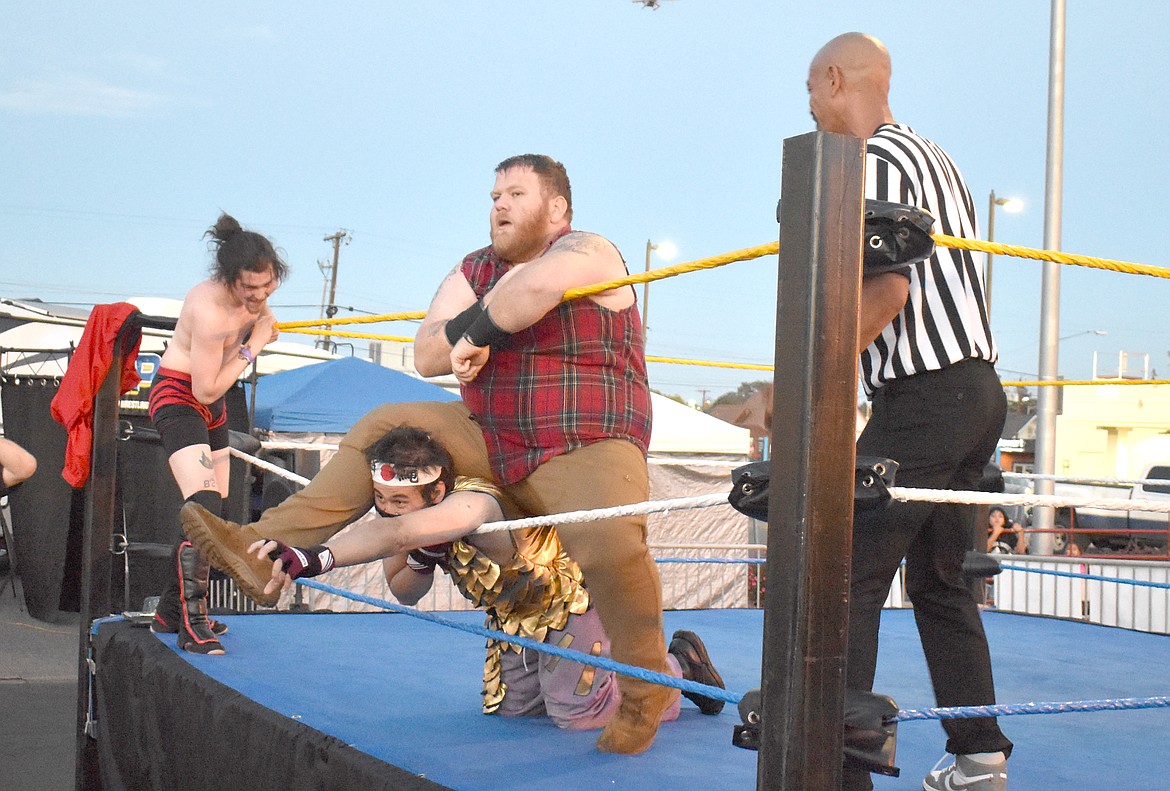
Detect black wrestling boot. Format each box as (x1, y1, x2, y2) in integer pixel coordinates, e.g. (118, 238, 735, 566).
(175, 540, 225, 655)
(151, 572, 228, 637)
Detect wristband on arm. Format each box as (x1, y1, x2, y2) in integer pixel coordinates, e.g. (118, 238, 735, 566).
(406, 543, 451, 574)
(267, 541, 335, 580)
(443, 301, 484, 346)
(238, 345, 256, 364)
(462, 305, 510, 348)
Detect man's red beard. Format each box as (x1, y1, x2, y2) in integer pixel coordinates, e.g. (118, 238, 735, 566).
(490, 208, 550, 262)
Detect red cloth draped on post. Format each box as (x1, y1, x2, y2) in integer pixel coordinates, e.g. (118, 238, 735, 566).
(50, 302, 143, 488)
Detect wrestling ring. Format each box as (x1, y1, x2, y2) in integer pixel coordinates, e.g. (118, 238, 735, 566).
(7, 133, 1168, 790)
(88, 444, 1170, 790)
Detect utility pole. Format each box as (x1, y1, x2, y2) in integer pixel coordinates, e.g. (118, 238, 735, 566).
(317, 230, 350, 351)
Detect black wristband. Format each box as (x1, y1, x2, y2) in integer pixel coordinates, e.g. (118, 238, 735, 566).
(462, 305, 510, 348)
(444, 301, 484, 346)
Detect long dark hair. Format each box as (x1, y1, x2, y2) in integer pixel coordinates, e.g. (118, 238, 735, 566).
(205, 212, 289, 285)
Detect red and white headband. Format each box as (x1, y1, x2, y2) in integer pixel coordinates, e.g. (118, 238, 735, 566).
(370, 461, 442, 487)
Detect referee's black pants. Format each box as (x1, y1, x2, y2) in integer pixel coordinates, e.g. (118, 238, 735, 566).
(846, 359, 1013, 784)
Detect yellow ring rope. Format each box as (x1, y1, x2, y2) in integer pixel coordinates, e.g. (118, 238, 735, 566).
(278, 327, 417, 343)
(276, 311, 426, 330)
(279, 234, 1166, 333)
(934, 235, 1170, 280)
(562, 241, 780, 301)
(275, 235, 1168, 386)
(646, 355, 773, 371)
(1003, 379, 1170, 388)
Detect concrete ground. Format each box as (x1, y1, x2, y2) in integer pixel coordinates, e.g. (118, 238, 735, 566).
(0, 576, 81, 791)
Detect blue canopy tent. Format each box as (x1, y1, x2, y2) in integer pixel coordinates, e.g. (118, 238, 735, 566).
(246, 356, 458, 433)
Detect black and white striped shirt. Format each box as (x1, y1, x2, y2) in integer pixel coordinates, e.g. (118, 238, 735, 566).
(861, 123, 997, 395)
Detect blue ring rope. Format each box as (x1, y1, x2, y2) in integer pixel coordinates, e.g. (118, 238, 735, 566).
(658, 556, 1170, 586)
(297, 577, 743, 705)
(896, 696, 1170, 721)
(294, 579, 1170, 722)
(997, 563, 1170, 590)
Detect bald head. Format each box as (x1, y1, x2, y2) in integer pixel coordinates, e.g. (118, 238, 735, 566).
(807, 32, 895, 138)
(812, 33, 891, 86)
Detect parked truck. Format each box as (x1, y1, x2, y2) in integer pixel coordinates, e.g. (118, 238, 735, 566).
(1050, 465, 1170, 554)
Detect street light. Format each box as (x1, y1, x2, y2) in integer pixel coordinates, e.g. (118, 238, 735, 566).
(642, 239, 676, 342)
(1006, 330, 1108, 378)
(985, 190, 1024, 322)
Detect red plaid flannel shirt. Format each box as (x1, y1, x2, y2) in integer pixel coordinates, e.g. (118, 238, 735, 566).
(459, 240, 652, 485)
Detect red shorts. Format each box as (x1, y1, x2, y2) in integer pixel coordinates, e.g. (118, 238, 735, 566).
(148, 367, 228, 456)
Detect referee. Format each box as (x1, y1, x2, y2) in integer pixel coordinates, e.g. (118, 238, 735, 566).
(807, 33, 1012, 791)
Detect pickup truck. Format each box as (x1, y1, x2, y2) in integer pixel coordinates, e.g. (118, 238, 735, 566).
(1050, 465, 1170, 554)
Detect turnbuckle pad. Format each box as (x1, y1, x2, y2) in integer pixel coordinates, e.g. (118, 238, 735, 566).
(962, 550, 1003, 579)
(728, 456, 898, 522)
(731, 687, 901, 779)
(862, 199, 936, 276)
(775, 197, 936, 275)
(731, 688, 761, 750)
(843, 689, 900, 777)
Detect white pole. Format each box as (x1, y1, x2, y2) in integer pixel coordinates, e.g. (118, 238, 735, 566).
(1031, 0, 1066, 554)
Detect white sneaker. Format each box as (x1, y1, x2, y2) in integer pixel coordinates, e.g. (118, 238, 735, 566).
(923, 754, 1007, 791)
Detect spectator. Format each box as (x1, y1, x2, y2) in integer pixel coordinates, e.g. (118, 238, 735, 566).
(987, 507, 1028, 555)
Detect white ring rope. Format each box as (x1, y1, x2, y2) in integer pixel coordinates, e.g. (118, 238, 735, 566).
(1004, 471, 1169, 489)
(229, 445, 1170, 533)
(475, 487, 1170, 535)
(228, 447, 311, 486)
(888, 486, 1170, 514)
(475, 493, 732, 534)
(258, 440, 340, 451)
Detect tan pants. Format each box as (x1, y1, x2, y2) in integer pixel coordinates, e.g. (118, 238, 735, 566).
(256, 401, 668, 677)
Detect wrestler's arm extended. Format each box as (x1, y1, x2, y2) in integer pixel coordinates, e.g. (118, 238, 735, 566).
(248, 489, 504, 594)
(327, 490, 503, 565)
(414, 265, 478, 377)
(450, 231, 631, 382)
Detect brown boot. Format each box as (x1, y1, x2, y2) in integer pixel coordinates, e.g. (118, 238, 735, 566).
(180, 502, 279, 607)
(668, 630, 726, 715)
(596, 677, 680, 755)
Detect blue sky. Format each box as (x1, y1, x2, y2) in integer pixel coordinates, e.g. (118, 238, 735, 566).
(3, 2, 1168, 405)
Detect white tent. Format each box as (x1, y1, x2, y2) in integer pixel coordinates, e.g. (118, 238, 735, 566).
(647, 393, 750, 456)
